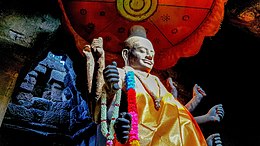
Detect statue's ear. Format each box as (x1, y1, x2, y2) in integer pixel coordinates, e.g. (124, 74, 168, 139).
(122, 49, 129, 66)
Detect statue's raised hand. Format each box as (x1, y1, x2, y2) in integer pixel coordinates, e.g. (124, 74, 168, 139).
(103, 61, 120, 93)
(91, 37, 104, 57)
(193, 84, 207, 102)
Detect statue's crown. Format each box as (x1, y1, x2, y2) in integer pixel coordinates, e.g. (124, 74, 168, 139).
(128, 25, 147, 38)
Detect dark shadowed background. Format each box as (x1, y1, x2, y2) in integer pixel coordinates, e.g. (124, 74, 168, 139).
(172, 11, 260, 145)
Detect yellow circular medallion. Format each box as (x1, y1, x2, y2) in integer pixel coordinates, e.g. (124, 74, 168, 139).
(117, 0, 158, 21)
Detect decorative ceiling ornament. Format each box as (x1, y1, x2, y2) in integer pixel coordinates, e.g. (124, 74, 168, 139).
(117, 0, 158, 21)
(58, 0, 227, 70)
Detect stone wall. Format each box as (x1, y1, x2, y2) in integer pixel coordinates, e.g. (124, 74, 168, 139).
(0, 0, 61, 125)
(1, 52, 96, 146)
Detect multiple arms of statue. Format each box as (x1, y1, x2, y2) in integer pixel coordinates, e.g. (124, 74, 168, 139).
(103, 61, 132, 144)
(187, 85, 224, 124)
(167, 77, 225, 124)
(83, 37, 106, 122)
(167, 78, 224, 145)
(166, 77, 207, 112)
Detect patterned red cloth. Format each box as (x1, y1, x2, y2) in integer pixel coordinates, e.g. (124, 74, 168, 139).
(58, 0, 226, 70)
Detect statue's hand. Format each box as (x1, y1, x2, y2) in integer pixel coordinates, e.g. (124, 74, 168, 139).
(206, 104, 225, 122)
(114, 112, 132, 144)
(192, 84, 206, 102)
(206, 133, 223, 146)
(103, 61, 120, 93)
(91, 37, 104, 57)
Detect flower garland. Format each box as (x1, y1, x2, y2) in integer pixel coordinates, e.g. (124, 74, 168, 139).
(100, 87, 122, 146)
(100, 71, 139, 146)
(125, 71, 140, 146)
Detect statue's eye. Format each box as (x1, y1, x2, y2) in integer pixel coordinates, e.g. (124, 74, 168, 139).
(138, 47, 147, 53)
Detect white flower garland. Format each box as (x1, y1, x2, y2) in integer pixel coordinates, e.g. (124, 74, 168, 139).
(100, 87, 122, 145)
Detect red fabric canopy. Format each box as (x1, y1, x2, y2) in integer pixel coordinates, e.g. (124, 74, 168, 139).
(58, 0, 226, 70)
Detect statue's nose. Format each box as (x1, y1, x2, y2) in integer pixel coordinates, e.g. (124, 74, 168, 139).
(146, 55, 153, 60)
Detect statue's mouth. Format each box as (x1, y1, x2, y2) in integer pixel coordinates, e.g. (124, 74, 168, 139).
(143, 59, 153, 65)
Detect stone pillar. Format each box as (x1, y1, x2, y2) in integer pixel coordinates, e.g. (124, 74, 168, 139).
(0, 73, 18, 126)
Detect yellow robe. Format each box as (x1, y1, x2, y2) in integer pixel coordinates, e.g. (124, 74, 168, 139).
(115, 68, 207, 146)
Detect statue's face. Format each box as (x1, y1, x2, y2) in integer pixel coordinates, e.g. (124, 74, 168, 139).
(128, 37, 155, 73)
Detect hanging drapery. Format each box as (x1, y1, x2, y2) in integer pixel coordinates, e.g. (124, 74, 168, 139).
(58, 0, 227, 70)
